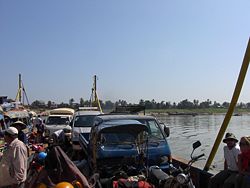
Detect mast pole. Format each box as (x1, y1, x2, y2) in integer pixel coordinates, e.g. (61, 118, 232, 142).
(19, 74, 22, 103)
(15, 73, 22, 103)
(204, 38, 250, 171)
(94, 75, 97, 103)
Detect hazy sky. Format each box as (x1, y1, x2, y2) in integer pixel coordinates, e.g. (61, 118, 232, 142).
(1, 1, 250, 104)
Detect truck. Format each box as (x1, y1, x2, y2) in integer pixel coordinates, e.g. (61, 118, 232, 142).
(79, 114, 171, 179)
(44, 108, 75, 139)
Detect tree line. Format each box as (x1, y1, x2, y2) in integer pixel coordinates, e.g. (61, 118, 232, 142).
(30, 98, 250, 110)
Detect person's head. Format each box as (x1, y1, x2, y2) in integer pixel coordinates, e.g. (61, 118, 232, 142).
(223, 132, 238, 148)
(239, 136, 250, 152)
(4, 115, 10, 123)
(63, 127, 72, 142)
(11, 120, 26, 131)
(4, 127, 18, 144)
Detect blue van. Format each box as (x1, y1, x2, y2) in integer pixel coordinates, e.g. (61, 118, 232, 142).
(79, 114, 171, 178)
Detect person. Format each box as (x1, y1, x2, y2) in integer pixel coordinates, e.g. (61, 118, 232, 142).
(52, 127, 72, 152)
(235, 136, 250, 188)
(0, 118, 5, 131)
(0, 127, 28, 188)
(35, 117, 44, 143)
(4, 115, 11, 129)
(209, 132, 241, 188)
(11, 120, 28, 145)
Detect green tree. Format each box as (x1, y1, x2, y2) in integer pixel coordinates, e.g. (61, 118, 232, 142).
(177, 99, 194, 109)
(69, 98, 74, 107)
(31, 100, 46, 108)
(47, 100, 52, 108)
(80, 98, 84, 106)
(139, 99, 145, 106)
(165, 101, 171, 109)
(222, 102, 230, 108)
(105, 100, 114, 109)
(193, 99, 199, 108)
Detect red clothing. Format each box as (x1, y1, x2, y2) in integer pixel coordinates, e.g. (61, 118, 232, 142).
(240, 150, 250, 171)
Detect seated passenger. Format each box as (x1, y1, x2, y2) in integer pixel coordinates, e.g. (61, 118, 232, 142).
(209, 132, 240, 188)
(235, 136, 250, 188)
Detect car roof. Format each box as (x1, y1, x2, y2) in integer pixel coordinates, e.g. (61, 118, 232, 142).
(95, 114, 156, 121)
(94, 119, 149, 135)
(48, 114, 71, 117)
(74, 110, 102, 116)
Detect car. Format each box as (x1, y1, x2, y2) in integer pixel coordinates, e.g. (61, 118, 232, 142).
(79, 113, 171, 178)
(71, 107, 102, 150)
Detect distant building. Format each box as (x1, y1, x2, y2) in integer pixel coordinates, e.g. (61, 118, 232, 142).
(0, 96, 8, 105)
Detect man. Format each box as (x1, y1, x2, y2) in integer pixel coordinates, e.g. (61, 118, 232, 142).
(52, 127, 72, 152)
(35, 117, 44, 143)
(11, 120, 28, 145)
(209, 132, 241, 188)
(0, 127, 28, 188)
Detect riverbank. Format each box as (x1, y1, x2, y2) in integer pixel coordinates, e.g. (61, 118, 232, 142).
(29, 107, 250, 116)
(145, 108, 250, 116)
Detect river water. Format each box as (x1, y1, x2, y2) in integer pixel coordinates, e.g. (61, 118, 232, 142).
(157, 114, 250, 171)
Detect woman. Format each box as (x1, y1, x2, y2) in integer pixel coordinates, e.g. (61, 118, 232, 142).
(235, 136, 250, 188)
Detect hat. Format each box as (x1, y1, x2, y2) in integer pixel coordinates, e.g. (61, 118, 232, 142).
(11, 121, 27, 130)
(223, 133, 238, 143)
(63, 126, 72, 132)
(5, 127, 18, 135)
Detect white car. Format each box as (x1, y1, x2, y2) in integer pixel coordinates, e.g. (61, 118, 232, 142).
(71, 107, 102, 149)
(44, 108, 74, 139)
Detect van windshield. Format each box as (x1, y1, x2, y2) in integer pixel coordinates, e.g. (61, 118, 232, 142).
(46, 116, 69, 125)
(137, 119, 164, 140)
(100, 133, 135, 145)
(74, 115, 96, 127)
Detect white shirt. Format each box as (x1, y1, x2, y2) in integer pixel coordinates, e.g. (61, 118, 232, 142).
(0, 138, 28, 186)
(224, 144, 241, 171)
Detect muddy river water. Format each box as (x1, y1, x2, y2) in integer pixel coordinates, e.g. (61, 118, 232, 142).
(157, 114, 250, 171)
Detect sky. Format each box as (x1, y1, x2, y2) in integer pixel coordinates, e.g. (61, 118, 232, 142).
(1, 1, 250, 105)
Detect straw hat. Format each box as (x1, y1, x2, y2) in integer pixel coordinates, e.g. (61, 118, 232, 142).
(223, 132, 238, 143)
(11, 120, 27, 130)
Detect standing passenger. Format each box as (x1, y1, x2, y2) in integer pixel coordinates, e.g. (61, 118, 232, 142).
(11, 120, 28, 145)
(209, 132, 240, 188)
(35, 118, 44, 143)
(0, 127, 28, 187)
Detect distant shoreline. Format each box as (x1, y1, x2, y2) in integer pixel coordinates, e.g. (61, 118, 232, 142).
(29, 107, 250, 116)
(145, 108, 250, 116)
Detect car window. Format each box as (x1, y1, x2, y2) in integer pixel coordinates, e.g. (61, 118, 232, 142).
(46, 117, 69, 125)
(74, 115, 96, 127)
